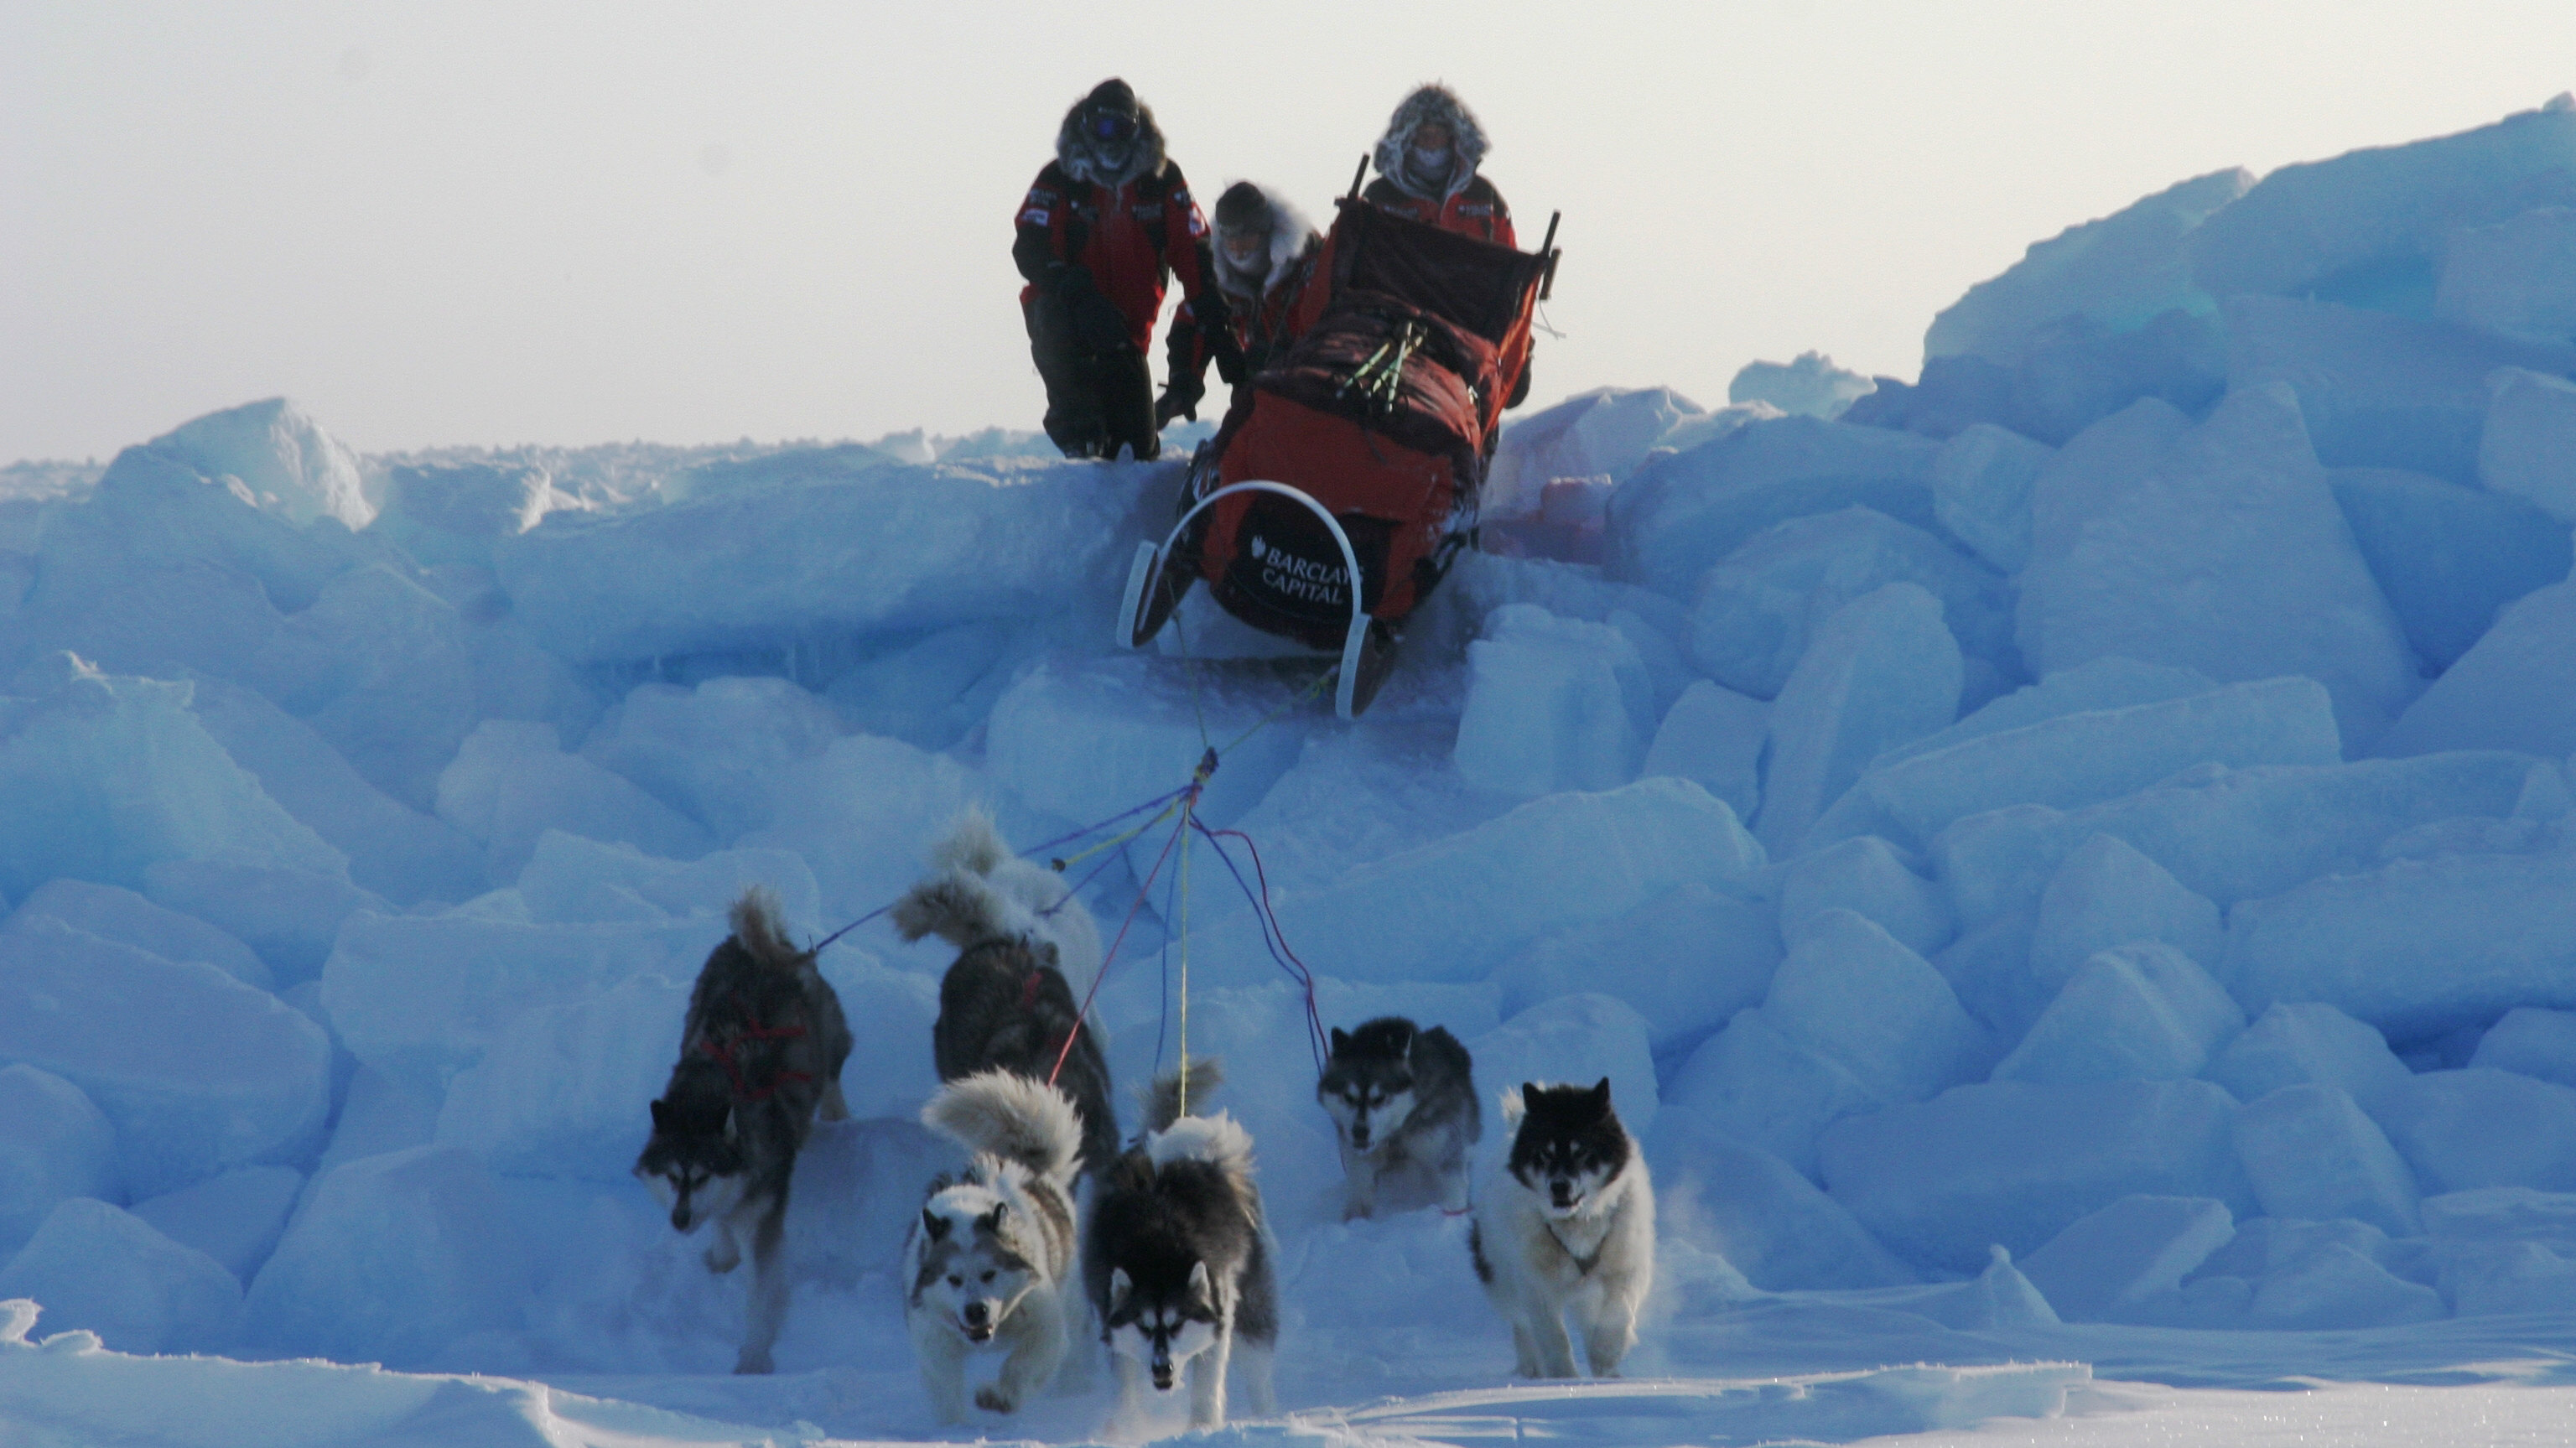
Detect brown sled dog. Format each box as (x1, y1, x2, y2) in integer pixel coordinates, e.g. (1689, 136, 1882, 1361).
(635, 888, 852, 1373)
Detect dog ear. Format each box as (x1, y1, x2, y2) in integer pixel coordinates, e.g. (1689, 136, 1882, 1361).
(1391, 1020, 1416, 1056)
(1109, 1267, 1132, 1309)
(1329, 1026, 1349, 1054)
(922, 1207, 950, 1239)
(1187, 1259, 1213, 1305)
(1587, 1077, 1613, 1113)
(649, 1098, 670, 1130)
(1521, 1082, 1542, 1108)
(978, 1201, 1008, 1234)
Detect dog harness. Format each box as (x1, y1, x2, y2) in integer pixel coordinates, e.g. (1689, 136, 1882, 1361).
(695, 1005, 813, 1103)
(1544, 1220, 1607, 1276)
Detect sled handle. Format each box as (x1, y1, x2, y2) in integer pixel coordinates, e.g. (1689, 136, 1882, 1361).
(1158, 480, 1374, 721)
(1538, 210, 1561, 301)
(1348, 154, 1369, 200)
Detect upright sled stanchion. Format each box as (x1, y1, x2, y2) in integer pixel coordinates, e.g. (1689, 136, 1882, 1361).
(1122, 480, 1372, 720)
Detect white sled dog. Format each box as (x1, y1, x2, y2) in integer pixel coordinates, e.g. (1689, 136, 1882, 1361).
(906, 1069, 1088, 1422)
(1470, 1078, 1654, 1378)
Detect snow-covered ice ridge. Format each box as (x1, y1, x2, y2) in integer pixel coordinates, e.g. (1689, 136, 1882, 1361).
(14, 99, 2576, 1447)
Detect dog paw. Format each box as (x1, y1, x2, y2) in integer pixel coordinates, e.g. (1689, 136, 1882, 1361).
(974, 1387, 1017, 1414)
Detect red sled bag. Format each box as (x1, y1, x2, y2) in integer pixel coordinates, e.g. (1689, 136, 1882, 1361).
(1120, 197, 1557, 718)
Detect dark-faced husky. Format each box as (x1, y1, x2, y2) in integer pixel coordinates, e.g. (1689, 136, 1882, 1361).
(635, 889, 853, 1374)
(1088, 1061, 1278, 1430)
(1470, 1079, 1654, 1379)
(894, 808, 1119, 1179)
(1317, 1016, 1480, 1218)
(906, 1069, 1086, 1422)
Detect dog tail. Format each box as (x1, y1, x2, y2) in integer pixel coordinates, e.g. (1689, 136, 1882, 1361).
(1146, 1108, 1255, 1179)
(1499, 1084, 1526, 1130)
(730, 887, 807, 969)
(890, 809, 1027, 947)
(922, 1069, 1085, 1184)
(927, 804, 1011, 876)
(1139, 1057, 1223, 1134)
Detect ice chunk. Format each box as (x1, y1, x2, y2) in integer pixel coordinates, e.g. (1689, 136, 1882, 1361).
(2202, 1002, 2412, 1112)
(1934, 752, 2537, 924)
(2440, 1238, 2576, 1316)
(827, 619, 1027, 751)
(2479, 367, 2576, 522)
(2436, 205, 2576, 341)
(273, 564, 478, 811)
(1472, 994, 1659, 1138)
(1930, 169, 2250, 366)
(1453, 605, 1653, 797)
(2422, 1185, 2576, 1256)
(1930, 424, 2053, 574)
(0, 918, 329, 1198)
(1728, 352, 1875, 420)
(516, 833, 822, 934)
(2018, 1194, 2236, 1322)
(1856, 677, 2342, 853)
(2227, 850, 2576, 1039)
(986, 651, 1310, 831)
(1646, 1129, 1915, 1289)
(127, 1167, 302, 1287)
(2028, 834, 2223, 993)
(0, 1065, 119, 1260)
(0, 1198, 242, 1355)
(1640, 680, 1767, 822)
(1933, 908, 2048, 1041)
(1779, 837, 1953, 957)
(579, 676, 842, 840)
(243, 1144, 527, 1368)
(1762, 910, 1984, 1104)
(322, 908, 727, 1096)
(2328, 466, 2571, 672)
(436, 719, 715, 883)
(1872, 656, 2219, 773)
(2470, 1007, 2576, 1089)
(1607, 415, 1944, 600)
(139, 859, 382, 987)
(0, 657, 346, 905)
(2234, 1084, 2422, 1235)
(2375, 582, 2576, 760)
(372, 460, 558, 568)
(1993, 942, 2242, 1087)
(1754, 583, 1962, 857)
(1489, 884, 1779, 1055)
(492, 451, 1156, 663)
(2225, 295, 2576, 484)
(184, 677, 482, 908)
(1685, 506, 2014, 698)
(1819, 1078, 2252, 1273)
(2189, 100, 2576, 305)
(2381, 1068, 2576, 1196)
(737, 732, 1005, 927)
(8, 878, 269, 990)
(148, 397, 371, 529)
(2247, 1242, 2444, 1329)
(1661, 1009, 1883, 1180)
(1190, 777, 1764, 991)
(2018, 387, 2418, 745)
(1485, 387, 1711, 518)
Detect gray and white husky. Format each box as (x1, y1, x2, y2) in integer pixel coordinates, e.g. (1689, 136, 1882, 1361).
(1317, 1016, 1480, 1218)
(1470, 1078, 1654, 1379)
(906, 1069, 1088, 1422)
(895, 808, 1119, 1181)
(634, 889, 853, 1374)
(1088, 1061, 1279, 1430)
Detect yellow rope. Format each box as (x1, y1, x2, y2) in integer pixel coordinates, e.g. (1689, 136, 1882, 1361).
(1049, 796, 1185, 874)
(1176, 791, 1196, 1118)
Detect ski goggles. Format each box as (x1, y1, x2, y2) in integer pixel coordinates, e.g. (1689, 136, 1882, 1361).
(1087, 110, 1139, 144)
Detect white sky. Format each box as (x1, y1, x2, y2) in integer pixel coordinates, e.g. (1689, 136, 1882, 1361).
(5, 2, 2574, 463)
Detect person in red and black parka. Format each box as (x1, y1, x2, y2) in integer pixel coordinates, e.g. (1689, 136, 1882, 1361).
(1362, 84, 1517, 247)
(1165, 180, 1322, 417)
(1013, 78, 1235, 459)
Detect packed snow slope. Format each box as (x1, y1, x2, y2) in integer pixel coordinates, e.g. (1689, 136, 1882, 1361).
(15, 96, 2576, 1446)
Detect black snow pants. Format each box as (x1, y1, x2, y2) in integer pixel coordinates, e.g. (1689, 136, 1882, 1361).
(1025, 293, 1158, 462)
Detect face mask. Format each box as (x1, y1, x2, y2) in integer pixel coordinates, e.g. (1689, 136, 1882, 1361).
(1410, 143, 1453, 179)
(1222, 231, 1269, 269)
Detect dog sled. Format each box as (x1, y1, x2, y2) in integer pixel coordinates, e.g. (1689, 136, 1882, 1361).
(1118, 189, 1559, 718)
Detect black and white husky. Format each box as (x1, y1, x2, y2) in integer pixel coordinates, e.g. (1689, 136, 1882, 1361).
(906, 1069, 1087, 1422)
(1088, 1062, 1279, 1430)
(1470, 1079, 1654, 1379)
(895, 808, 1119, 1180)
(635, 889, 853, 1375)
(1317, 1017, 1480, 1218)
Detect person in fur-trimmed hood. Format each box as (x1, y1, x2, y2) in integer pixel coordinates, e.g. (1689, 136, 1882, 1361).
(1013, 78, 1235, 459)
(1362, 84, 1517, 247)
(1174, 181, 1322, 399)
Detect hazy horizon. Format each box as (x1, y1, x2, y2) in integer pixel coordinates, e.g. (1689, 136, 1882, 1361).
(8, 1, 2575, 463)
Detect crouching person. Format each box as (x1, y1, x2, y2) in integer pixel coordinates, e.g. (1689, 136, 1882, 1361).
(1015, 78, 1227, 460)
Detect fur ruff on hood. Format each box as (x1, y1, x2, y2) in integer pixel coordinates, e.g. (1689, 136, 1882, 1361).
(1056, 89, 1167, 189)
(1373, 84, 1489, 203)
(1210, 184, 1317, 304)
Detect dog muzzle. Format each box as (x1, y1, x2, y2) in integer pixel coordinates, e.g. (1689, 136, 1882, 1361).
(963, 1301, 996, 1343)
(1150, 1351, 1176, 1390)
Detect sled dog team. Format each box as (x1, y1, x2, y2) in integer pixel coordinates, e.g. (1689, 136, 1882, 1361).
(635, 811, 1654, 1425)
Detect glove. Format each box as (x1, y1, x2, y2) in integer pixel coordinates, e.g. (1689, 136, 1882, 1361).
(1054, 267, 1134, 355)
(1155, 374, 1206, 428)
(1209, 327, 1249, 387)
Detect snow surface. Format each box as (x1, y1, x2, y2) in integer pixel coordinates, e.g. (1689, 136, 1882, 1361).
(17, 100, 2576, 1448)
